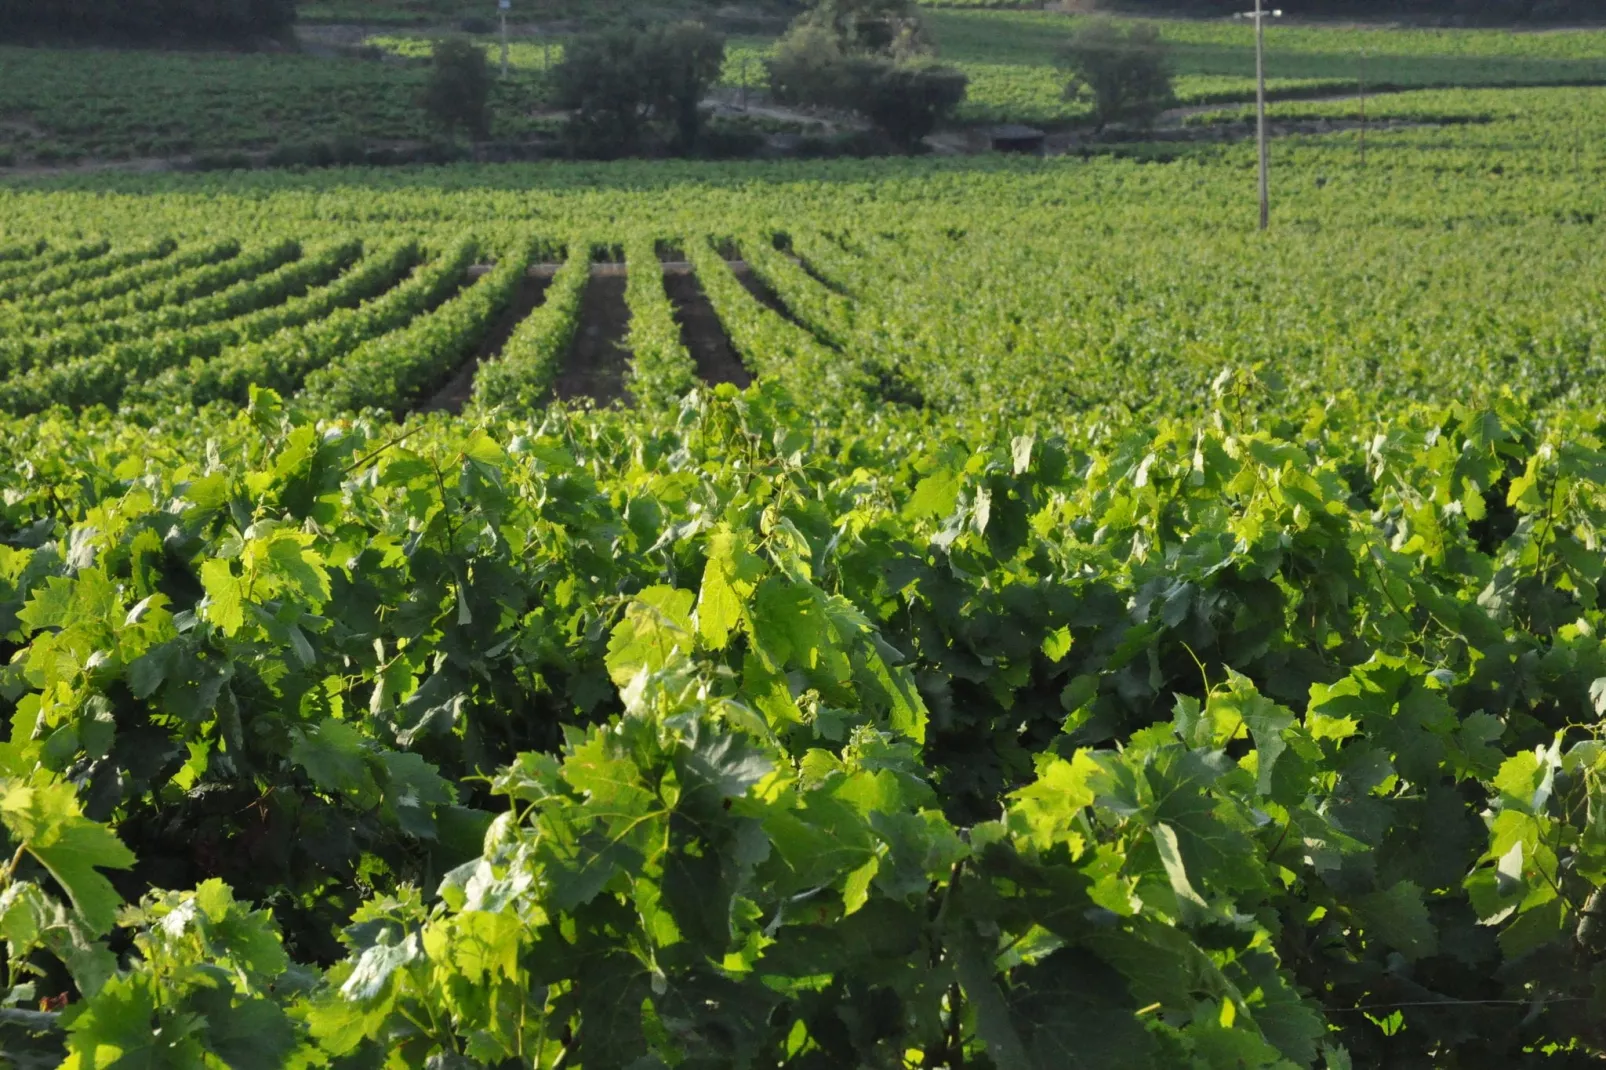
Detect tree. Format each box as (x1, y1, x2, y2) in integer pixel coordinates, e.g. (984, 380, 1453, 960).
(795, 0, 930, 57)
(552, 22, 727, 158)
(420, 38, 493, 141)
(859, 62, 969, 148)
(636, 21, 728, 152)
(1059, 19, 1175, 133)
(551, 28, 651, 157)
(767, 0, 965, 150)
(767, 22, 858, 109)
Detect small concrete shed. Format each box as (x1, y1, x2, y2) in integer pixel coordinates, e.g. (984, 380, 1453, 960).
(988, 124, 1047, 155)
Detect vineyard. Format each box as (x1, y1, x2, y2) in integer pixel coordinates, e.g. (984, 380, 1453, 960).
(10, 12, 1606, 165)
(2, 75, 1606, 1068)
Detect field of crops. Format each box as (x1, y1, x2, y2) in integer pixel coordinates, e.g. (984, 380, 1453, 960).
(4, 71, 1606, 1067)
(9, 8, 1606, 166)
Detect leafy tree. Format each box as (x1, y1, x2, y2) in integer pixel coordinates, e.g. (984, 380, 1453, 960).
(768, 0, 964, 150)
(1059, 19, 1175, 133)
(795, 0, 930, 57)
(859, 62, 969, 148)
(636, 21, 728, 152)
(550, 28, 651, 158)
(420, 37, 494, 142)
(767, 22, 860, 110)
(552, 22, 727, 158)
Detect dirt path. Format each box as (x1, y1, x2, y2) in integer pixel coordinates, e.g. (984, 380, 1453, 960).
(732, 267, 802, 329)
(1160, 93, 1376, 123)
(788, 252, 852, 298)
(553, 274, 631, 406)
(665, 271, 753, 389)
(1159, 81, 1606, 124)
(731, 264, 852, 354)
(1, 156, 183, 179)
(418, 275, 551, 414)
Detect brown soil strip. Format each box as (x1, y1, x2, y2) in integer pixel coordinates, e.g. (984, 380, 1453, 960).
(1158, 94, 1369, 123)
(417, 274, 551, 415)
(788, 251, 854, 298)
(1043, 114, 1474, 155)
(733, 267, 791, 321)
(467, 261, 745, 279)
(553, 273, 631, 405)
(664, 270, 753, 389)
(733, 266, 840, 351)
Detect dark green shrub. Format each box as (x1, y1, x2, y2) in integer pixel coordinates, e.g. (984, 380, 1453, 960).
(768, 0, 962, 150)
(0, 0, 295, 43)
(641, 21, 728, 152)
(1058, 19, 1175, 133)
(858, 62, 968, 148)
(421, 37, 494, 141)
(552, 22, 727, 158)
(550, 29, 651, 158)
(793, 0, 929, 57)
(768, 28, 965, 150)
(767, 23, 859, 109)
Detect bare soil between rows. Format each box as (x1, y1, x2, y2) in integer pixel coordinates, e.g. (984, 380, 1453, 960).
(664, 271, 753, 390)
(554, 273, 631, 406)
(419, 274, 551, 414)
(419, 261, 769, 411)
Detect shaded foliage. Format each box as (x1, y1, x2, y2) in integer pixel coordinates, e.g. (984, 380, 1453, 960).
(0, 0, 294, 43)
(768, 0, 966, 149)
(552, 21, 727, 158)
(1060, 19, 1175, 133)
(420, 37, 494, 141)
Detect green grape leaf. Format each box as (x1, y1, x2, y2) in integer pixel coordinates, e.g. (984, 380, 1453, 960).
(905, 469, 961, 521)
(697, 525, 763, 650)
(189, 989, 299, 1070)
(952, 926, 1032, 1070)
(61, 976, 170, 1070)
(1353, 880, 1438, 962)
(1041, 625, 1073, 663)
(16, 576, 75, 634)
(0, 779, 135, 935)
(572, 948, 651, 1066)
(1009, 751, 1099, 854)
(749, 579, 825, 671)
(1006, 948, 1157, 1069)
(261, 533, 331, 606)
(340, 932, 421, 1002)
(199, 558, 246, 637)
(378, 750, 455, 840)
(607, 586, 696, 686)
(291, 719, 381, 809)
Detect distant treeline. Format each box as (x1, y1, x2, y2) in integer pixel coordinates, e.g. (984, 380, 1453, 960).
(1111, 0, 1593, 20)
(0, 0, 297, 43)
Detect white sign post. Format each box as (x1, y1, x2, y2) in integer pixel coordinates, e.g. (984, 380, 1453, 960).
(1233, 5, 1283, 231)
